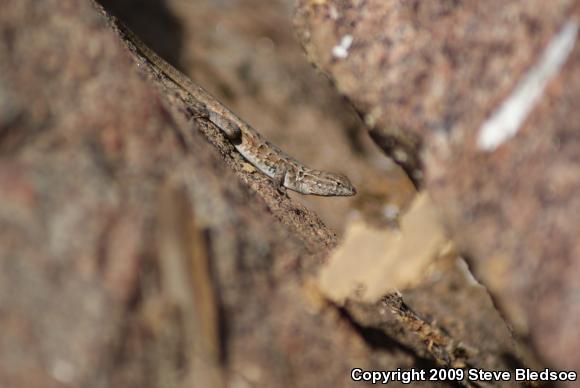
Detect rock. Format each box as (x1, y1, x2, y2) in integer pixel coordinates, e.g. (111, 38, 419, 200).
(295, 0, 580, 373)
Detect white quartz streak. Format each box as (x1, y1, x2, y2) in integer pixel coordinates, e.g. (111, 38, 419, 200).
(477, 19, 578, 151)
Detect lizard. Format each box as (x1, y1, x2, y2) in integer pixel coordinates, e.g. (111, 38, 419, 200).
(115, 20, 356, 197)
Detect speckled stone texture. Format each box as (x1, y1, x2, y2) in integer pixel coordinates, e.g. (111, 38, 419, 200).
(0, 0, 512, 387)
(0, 1, 381, 387)
(295, 0, 580, 373)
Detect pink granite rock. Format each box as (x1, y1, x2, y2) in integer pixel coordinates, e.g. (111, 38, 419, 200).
(295, 0, 580, 373)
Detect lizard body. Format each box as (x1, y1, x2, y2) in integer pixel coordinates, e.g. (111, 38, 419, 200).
(117, 21, 356, 196)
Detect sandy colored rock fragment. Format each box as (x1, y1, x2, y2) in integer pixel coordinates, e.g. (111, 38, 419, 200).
(319, 193, 449, 303)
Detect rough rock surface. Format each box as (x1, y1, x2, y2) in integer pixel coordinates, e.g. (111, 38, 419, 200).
(100, 0, 413, 234)
(0, 1, 359, 386)
(295, 0, 580, 374)
(0, 0, 549, 387)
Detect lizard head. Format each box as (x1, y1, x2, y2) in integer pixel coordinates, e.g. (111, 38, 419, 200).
(296, 169, 357, 196)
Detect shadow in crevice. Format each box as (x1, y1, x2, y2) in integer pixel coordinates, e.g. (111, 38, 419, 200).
(97, 0, 184, 69)
(337, 307, 471, 388)
(337, 307, 435, 368)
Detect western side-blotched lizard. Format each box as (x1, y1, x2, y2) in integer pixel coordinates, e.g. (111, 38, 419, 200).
(116, 21, 356, 196)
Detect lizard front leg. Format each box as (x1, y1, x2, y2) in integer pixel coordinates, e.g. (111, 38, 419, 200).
(207, 110, 242, 144)
(273, 162, 288, 195)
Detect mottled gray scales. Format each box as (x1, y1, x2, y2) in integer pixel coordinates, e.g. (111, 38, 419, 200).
(117, 20, 356, 196)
